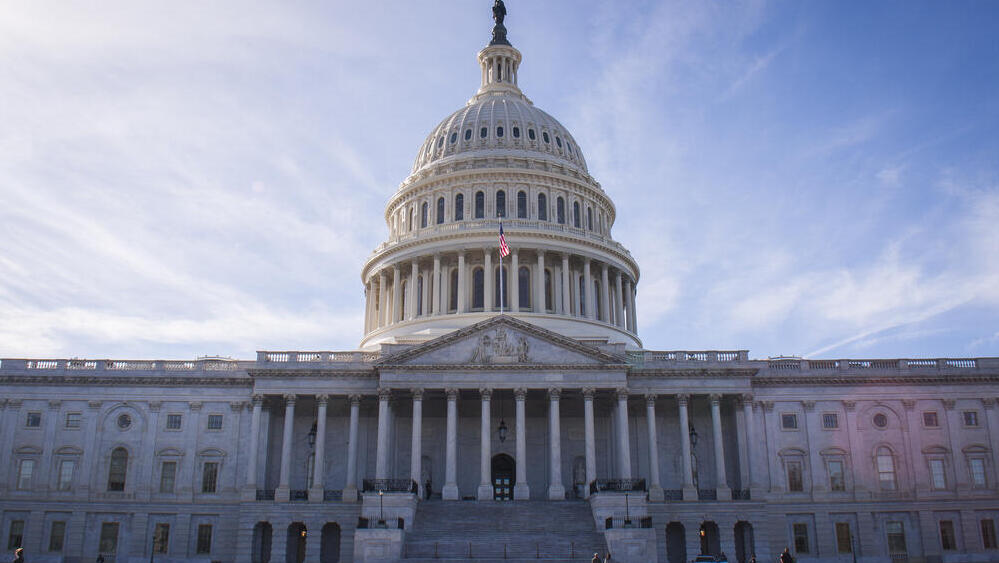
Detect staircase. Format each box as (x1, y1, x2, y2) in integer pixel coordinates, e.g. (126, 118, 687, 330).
(401, 499, 607, 562)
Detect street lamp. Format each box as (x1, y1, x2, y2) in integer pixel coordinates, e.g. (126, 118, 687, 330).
(307, 421, 317, 449)
(624, 493, 632, 527)
(497, 394, 508, 443)
(688, 424, 698, 448)
(378, 490, 386, 527)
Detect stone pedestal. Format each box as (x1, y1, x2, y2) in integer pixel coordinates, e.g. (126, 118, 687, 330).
(240, 486, 257, 502)
(274, 485, 290, 502)
(648, 484, 665, 502)
(353, 528, 404, 563)
(308, 486, 324, 503)
(342, 485, 359, 503)
(514, 482, 530, 500)
(442, 484, 459, 500)
(603, 528, 657, 563)
(682, 486, 697, 501)
(477, 484, 493, 501)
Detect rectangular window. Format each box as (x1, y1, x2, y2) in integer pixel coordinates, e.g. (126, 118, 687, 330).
(822, 413, 839, 429)
(201, 462, 219, 493)
(165, 414, 182, 430)
(930, 459, 947, 489)
(835, 522, 852, 553)
(152, 523, 170, 554)
(982, 519, 997, 550)
(787, 461, 803, 492)
(99, 522, 120, 554)
(48, 521, 66, 552)
(65, 412, 82, 429)
(970, 458, 987, 488)
(964, 411, 980, 427)
(196, 524, 213, 554)
(781, 413, 798, 430)
(7, 520, 24, 550)
(923, 411, 939, 427)
(207, 414, 223, 430)
(159, 461, 177, 493)
(886, 521, 906, 554)
(792, 523, 810, 553)
(58, 459, 75, 491)
(26, 412, 41, 427)
(940, 520, 957, 550)
(17, 459, 35, 490)
(828, 460, 845, 491)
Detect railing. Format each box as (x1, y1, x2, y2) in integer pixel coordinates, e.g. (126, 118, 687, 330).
(257, 351, 380, 364)
(402, 541, 606, 560)
(731, 489, 752, 500)
(323, 489, 343, 501)
(8, 358, 243, 372)
(697, 489, 717, 501)
(290, 489, 308, 501)
(589, 478, 647, 493)
(256, 489, 275, 501)
(362, 479, 417, 493)
(764, 358, 986, 372)
(663, 489, 684, 501)
(631, 351, 749, 365)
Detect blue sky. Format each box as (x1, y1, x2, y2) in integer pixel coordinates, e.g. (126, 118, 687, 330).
(1, 1, 997, 360)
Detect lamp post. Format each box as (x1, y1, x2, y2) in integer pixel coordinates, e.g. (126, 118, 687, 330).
(624, 492, 631, 527)
(307, 421, 317, 449)
(378, 489, 386, 527)
(497, 392, 508, 443)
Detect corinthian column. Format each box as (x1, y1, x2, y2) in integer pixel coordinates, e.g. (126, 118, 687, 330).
(375, 388, 391, 480)
(615, 389, 632, 479)
(275, 394, 296, 502)
(561, 254, 570, 315)
(443, 388, 460, 500)
(409, 260, 419, 320)
(514, 388, 530, 500)
(477, 388, 493, 500)
(432, 254, 442, 315)
(242, 395, 263, 500)
(678, 394, 696, 501)
(536, 250, 546, 312)
(391, 265, 402, 323)
(309, 395, 329, 502)
(548, 388, 565, 499)
(710, 394, 732, 500)
(343, 394, 361, 502)
(411, 389, 424, 498)
(583, 258, 593, 319)
(583, 387, 596, 498)
(457, 252, 468, 313)
(510, 250, 520, 312)
(484, 249, 494, 311)
(600, 263, 610, 322)
(646, 394, 664, 500)
(614, 271, 625, 328)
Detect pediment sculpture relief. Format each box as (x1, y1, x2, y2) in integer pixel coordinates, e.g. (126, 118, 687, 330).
(470, 328, 529, 364)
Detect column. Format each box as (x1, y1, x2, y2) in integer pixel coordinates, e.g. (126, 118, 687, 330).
(378, 272, 388, 327)
(457, 252, 468, 313)
(309, 395, 329, 502)
(583, 387, 597, 498)
(548, 388, 565, 499)
(478, 388, 493, 500)
(614, 271, 625, 328)
(391, 265, 402, 323)
(411, 389, 423, 498)
(421, 266, 431, 316)
(678, 394, 696, 500)
(363, 282, 371, 333)
(509, 250, 519, 311)
(514, 388, 530, 500)
(535, 249, 546, 312)
(646, 394, 664, 500)
(561, 254, 570, 315)
(583, 258, 594, 319)
(443, 389, 460, 500)
(616, 389, 632, 479)
(432, 254, 442, 315)
(600, 263, 610, 322)
(275, 394, 296, 502)
(408, 260, 418, 320)
(629, 282, 638, 330)
(375, 388, 391, 480)
(343, 394, 361, 502)
(243, 395, 263, 499)
(742, 394, 757, 492)
(484, 249, 494, 310)
(710, 394, 732, 500)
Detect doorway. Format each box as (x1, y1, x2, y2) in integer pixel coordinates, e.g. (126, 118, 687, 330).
(286, 523, 306, 563)
(666, 522, 686, 563)
(699, 521, 720, 556)
(492, 454, 515, 500)
(734, 521, 755, 563)
(320, 523, 340, 563)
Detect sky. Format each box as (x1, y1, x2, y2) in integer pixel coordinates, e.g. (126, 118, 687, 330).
(1, 0, 997, 361)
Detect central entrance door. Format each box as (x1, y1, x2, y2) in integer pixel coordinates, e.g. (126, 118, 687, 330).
(491, 454, 515, 500)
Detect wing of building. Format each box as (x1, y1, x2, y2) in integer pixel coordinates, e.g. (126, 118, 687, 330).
(2, 4, 998, 563)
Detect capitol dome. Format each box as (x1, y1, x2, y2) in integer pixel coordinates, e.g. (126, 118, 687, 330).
(360, 9, 641, 351)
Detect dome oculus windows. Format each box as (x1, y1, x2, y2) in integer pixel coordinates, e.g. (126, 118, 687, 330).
(542, 131, 550, 144)
(497, 126, 504, 138)
(873, 413, 888, 428)
(450, 132, 457, 144)
(480, 127, 488, 139)
(528, 128, 536, 141)
(116, 414, 132, 430)
(464, 129, 472, 141)
(495, 190, 506, 218)
(455, 194, 465, 221)
(556, 136, 563, 148)
(512, 126, 520, 138)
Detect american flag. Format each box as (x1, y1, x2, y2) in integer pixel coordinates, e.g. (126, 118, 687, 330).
(499, 223, 510, 257)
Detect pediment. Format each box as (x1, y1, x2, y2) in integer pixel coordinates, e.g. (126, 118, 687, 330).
(377, 315, 626, 368)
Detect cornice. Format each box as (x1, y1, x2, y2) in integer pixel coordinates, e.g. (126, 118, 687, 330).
(752, 373, 999, 386)
(247, 369, 376, 378)
(377, 363, 630, 372)
(628, 368, 759, 379)
(0, 375, 251, 386)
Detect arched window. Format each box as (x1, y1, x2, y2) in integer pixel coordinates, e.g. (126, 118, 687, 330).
(108, 447, 128, 491)
(455, 194, 464, 221)
(420, 202, 428, 228)
(544, 269, 553, 311)
(436, 197, 445, 224)
(472, 268, 484, 310)
(573, 202, 581, 228)
(594, 280, 602, 321)
(538, 194, 548, 221)
(556, 197, 565, 224)
(495, 190, 506, 218)
(587, 207, 593, 231)
(517, 191, 527, 219)
(876, 447, 897, 490)
(518, 266, 531, 309)
(578, 276, 586, 317)
(494, 266, 508, 309)
(475, 191, 485, 219)
(449, 269, 459, 312)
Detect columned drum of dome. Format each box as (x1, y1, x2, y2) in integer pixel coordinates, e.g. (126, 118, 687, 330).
(360, 14, 641, 351)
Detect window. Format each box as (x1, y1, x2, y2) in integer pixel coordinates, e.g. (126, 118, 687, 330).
(202, 462, 219, 493)
(538, 194, 547, 221)
(982, 519, 997, 550)
(496, 126, 504, 138)
(166, 414, 182, 430)
(494, 267, 508, 309)
(26, 412, 41, 427)
(572, 201, 580, 228)
(940, 520, 956, 550)
(58, 459, 75, 491)
(792, 523, 810, 553)
(496, 190, 506, 218)
(449, 131, 457, 144)
(923, 411, 939, 427)
(587, 207, 593, 230)
(929, 459, 947, 489)
(7, 520, 23, 550)
(873, 413, 888, 428)
(464, 128, 472, 141)
(65, 412, 82, 429)
(555, 135, 563, 148)
(472, 268, 484, 310)
(517, 190, 527, 218)
(528, 128, 536, 140)
(436, 136, 443, 148)
(116, 413, 132, 429)
(207, 414, 223, 430)
(964, 411, 980, 427)
(153, 523, 170, 554)
(876, 447, 897, 490)
(196, 524, 213, 554)
(436, 197, 445, 224)
(542, 131, 550, 144)
(886, 521, 906, 554)
(159, 461, 177, 493)
(513, 126, 520, 138)
(781, 413, 798, 430)
(480, 126, 487, 138)
(448, 269, 458, 312)
(786, 461, 804, 492)
(835, 522, 852, 553)
(49, 521, 66, 552)
(108, 447, 128, 491)
(556, 197, 565, 224)
(17, 459, 34, 490)
(474, 191, 484, 219)
(420, 202, 428, 228)
(822, 413, 839, 429)
(970, 458, 987, 488)
(99, 522, 119, 554)
(518, 266, 531, 309)
(828, 460, 845, 491)
(455, 194, 464, 221)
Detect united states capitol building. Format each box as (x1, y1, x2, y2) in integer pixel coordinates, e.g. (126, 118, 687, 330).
(2, 5, 998, 563)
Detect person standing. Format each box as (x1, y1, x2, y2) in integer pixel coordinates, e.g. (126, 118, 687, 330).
(603, 552, 612, 563)
(11, 548, 24, 563)
(591, 553, 601, 563)
(779, 547, 794, 563)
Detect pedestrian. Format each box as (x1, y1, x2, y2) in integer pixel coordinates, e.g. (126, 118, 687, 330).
(425, 478, 432, 500)
(603, 551, 612, 563)
(95, 554, 105, 563)
(12, 548, 24, 563)
(591, 553, 601, 563)
(779, 547, 794, 563)
(749, 555, 757, 563)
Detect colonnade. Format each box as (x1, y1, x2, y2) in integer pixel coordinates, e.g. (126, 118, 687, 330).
(363, 249, 637, 334)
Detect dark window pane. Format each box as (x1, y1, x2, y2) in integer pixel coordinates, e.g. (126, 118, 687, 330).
(472, 269, 484, 309)
(518, 267, 530, 309)
(464, 129, 472, 141)
(496, 126, 504, 138)
(449, 270, 459, 312)
(528, 128, 536, 140)
(450, 132, 457, 144)
(513, 127, 520, 138)
(496, 191, 506, 218)
(573, 202, 580, 228)
(436, 197, 445, 224)
(475, 191, 485, 218)
(108, 448, 127, 491)
(455, 194, 464, 221)
(556, 197, 565, 224)
(538, 194, 548, 221)
(517, 191, 527, 218)
(480, 127, 487, 138)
